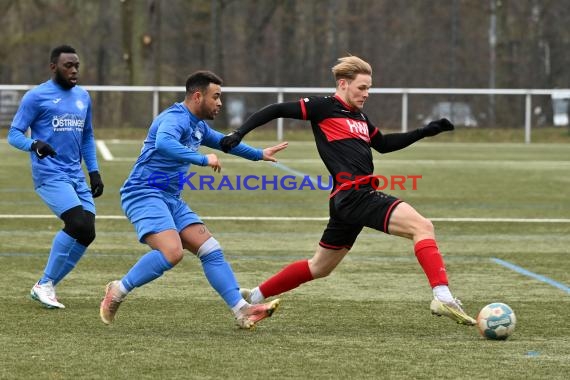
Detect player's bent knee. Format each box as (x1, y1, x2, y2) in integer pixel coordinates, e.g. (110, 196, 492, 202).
(160, 245, 184, 265)
(79, 223, 96, 246)
(420, 217, 435, 234)
(64, 218, 96, 246)
(196, 237, 221, 259)
(410, 216, 435, 239)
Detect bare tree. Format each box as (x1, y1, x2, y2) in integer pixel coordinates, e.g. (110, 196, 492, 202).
(2, 0, 569, 130)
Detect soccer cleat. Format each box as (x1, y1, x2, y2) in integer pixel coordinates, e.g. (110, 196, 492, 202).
(430, 297, 476, 326)
(30, 281, 65, 309)
(240, 288, 252, 303)
(100, 280, 124, 325)
(235, 299, 280, 330)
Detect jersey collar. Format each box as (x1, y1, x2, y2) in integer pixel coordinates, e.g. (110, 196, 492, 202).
(333, 94, 358, 112)
(179, 102, 201, 123)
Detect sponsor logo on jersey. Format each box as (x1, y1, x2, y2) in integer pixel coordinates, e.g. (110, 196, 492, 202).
(346, 119, 368, 137)
(319, 118, 370, 142)
(51, 113, 85, 131)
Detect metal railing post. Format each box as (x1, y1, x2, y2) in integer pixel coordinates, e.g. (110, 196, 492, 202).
(152, 89, 160, 119)
(277, 90, 284, 141)
(402, 92, 408, 132)
(525, 92, 532, 144)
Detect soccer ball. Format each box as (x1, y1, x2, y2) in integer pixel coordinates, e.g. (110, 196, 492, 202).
(476, 303, 516, 340)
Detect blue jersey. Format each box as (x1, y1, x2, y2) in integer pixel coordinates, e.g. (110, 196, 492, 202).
(121, 102, 262, 196)
(8, 79, 98, 187)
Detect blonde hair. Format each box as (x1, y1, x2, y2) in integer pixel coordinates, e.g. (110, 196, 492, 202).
(331, 56, 372, 82)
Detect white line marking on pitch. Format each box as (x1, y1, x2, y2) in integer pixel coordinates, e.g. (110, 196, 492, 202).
(0, 215, 569, 223)
(96, 140, 114, 161)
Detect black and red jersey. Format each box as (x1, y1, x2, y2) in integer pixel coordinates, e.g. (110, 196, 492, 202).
(236, 93, 425, 191)
(299, 95, 380, 186)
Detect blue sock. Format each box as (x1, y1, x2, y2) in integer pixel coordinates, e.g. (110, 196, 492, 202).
(53, 241, 87, 286)
(39, 231, 76, 284)
(121, 250, 173, 292)
(200, 250, 242, 308)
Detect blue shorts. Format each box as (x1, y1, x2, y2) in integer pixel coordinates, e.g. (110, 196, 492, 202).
(121, 188, 202, 243)
(35, 176, 95, 217)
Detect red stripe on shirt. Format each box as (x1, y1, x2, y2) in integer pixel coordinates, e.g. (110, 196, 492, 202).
(369, 128, 379, 139)
(299, 99, 307, 120)
(319, 118, 371, 143)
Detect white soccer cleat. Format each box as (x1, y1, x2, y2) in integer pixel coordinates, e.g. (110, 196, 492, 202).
(30, 281, 65, 309)
(100, 280, 124, 325)
(235, 299, 280, 330)
(430, 297, 476, 326)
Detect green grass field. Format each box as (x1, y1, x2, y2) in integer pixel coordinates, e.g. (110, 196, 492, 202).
(0, 138, 569, 379)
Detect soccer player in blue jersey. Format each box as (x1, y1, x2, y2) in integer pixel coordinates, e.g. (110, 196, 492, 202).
(99, 71, 287, 329)
(8, 45, 104, 309)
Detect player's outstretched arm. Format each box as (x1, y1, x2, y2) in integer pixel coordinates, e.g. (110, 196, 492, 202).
(261, 142, 289, 162)
(220, 101, 302, 153)
(372, 118, 455, 154)
(421, 118, 455, 136)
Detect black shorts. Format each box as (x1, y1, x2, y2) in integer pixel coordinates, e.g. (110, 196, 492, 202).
(319, 188, 402, 250)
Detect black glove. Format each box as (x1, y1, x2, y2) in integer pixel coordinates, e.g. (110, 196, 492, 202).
(421, 118, 455, 137)
(30, 140, 57, 159)
(220, 130, 244, 153)
(89, 171, 104, 198)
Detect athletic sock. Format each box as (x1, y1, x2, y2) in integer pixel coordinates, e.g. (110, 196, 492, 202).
(120, 250, 173, 292)
(259, 259, 313, 298)
(118, 281, 129, 296)
(39, 231, 76, 284)
(200, 249, 242, 308)
(53, 241, 87, 286)
(414, 238, 449, 288)
(433, 285, 454, 303)
(249, 287, 265, 304)
(231, 299, 248, 316)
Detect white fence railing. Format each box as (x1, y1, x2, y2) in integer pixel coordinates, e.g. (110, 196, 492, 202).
(1, 85, 569, 143)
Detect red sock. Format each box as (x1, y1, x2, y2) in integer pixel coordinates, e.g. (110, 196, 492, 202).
(259, 260, 314, 298)
(414, 239, 449, 288)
